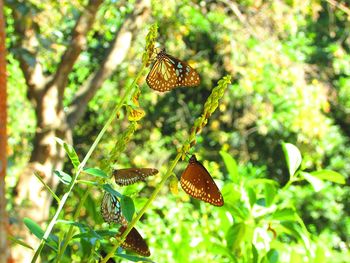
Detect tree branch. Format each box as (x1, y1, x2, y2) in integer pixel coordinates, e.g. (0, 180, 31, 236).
(9, 1, 47, 102)
(52, 0, 103, 101)
(67, 0, 151, 128)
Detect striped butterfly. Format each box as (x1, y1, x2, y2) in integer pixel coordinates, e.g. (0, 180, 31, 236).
(146, 49, 200, 92)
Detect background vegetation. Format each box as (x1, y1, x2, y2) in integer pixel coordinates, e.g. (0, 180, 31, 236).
(5, 0, 350, 262)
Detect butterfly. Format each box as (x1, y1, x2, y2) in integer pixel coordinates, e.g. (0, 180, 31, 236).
(146, 49, 201, 92)
(113, 168, 158, 186)
(180, 155, 224, 206)
(100, 192, 127, 224)
(118, 225, 151, 257)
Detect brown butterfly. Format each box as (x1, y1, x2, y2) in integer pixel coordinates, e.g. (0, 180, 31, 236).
(180, 155, 224, 206)
(118, 225, 151, 257)
(113, 168, 158, 186)
(100, 192, 127, 224)
(146, 49, 200, 92)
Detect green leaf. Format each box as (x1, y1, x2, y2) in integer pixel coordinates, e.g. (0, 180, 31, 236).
(281, 221, 311, 250)
(262, 249, 279, 263)
(264, 183, 277, 207)
(23, 218, 58, 251)
(246, 187, 256, 208)
(56, 220, 88, 229)
(55, 137, 80, 168)
(252, 243, 258, 263)
(220, 151, 240, 182)
(271, 208, 297, 221)
(84, 168, 109, 178)
(246, 178, 279, 187)
(121, 196, 135, 222)
(23, 218, 45, 240)
(226, 223, 246, 251)
(102, 184, 123, 198)
(54, 170, 72, 185)
(282, 142, 302, 178)
(310, 170, 345, 184)
(301, 172, 325, 192)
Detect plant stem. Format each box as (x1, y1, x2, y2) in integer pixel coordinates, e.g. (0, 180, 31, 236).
(31, 66, 146, 263)
(100, 152, 182, 263)
(56, 185, 92, 262)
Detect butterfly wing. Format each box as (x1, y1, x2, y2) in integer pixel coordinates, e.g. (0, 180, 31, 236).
(165, 53, 201, 88)
(146, 51, 200, 92)
(113, 168, 158, 186)
(101, 192, 123, 223)
(118, 225, 151, 257)
(180, 155, 224, 206)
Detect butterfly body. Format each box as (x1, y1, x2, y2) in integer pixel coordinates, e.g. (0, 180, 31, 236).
(180, 155, 224, 206)
(113, 168, 158, 186)
(146, 49, 200, 92)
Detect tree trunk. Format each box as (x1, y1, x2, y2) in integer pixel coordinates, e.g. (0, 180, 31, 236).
(9, 0, 151, 261)
(0, 1, 12, 262)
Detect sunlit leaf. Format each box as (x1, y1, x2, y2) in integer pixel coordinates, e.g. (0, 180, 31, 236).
(310, 170, 345, 184)
(282, 142, 302, 178)
(301, 172, 325, 192)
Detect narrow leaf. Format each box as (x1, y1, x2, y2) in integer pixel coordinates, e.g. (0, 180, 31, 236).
(282, 142, 302, 178)
(23, 218, 45, 240)
(310, 170, 345, 184)
(121, 196, 135, 222)
(84, 168, 108, 178)
(33, 172, 60, 203)
(8, 236, 33, 250)
(55, 137, 80, 168)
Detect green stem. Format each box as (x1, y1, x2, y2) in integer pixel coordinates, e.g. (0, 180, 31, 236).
(100, 152, 182, 263)
(56, 185, 92, 262)
(31, 66, 147, 263)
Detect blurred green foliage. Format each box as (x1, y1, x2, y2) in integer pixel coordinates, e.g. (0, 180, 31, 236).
(6, 0, 350, 262)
